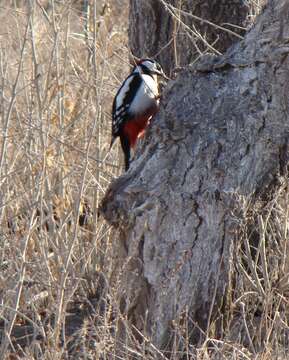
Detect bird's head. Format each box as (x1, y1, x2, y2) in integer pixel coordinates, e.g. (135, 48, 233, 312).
(134, 58, 169, 80)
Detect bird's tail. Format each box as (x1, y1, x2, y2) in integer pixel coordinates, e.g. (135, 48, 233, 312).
(109, 136, 116, 151)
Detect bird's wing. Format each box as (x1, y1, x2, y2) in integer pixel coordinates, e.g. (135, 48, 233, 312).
(111, 73, 142, 138)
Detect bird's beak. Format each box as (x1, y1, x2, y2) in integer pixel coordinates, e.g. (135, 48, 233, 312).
(157, 70, 170, 81)
(161, 72, 170, 81)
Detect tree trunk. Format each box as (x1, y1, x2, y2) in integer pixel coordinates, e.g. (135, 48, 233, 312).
(129, 0, 256, 75)
(101, 0, 289, 350)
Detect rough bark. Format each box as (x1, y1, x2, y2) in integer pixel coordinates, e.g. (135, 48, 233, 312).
(101, 0, 289, 349)
(129, 0, 254, 74)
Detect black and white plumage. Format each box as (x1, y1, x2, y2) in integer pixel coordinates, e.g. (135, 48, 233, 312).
(111, 59, 167, 171)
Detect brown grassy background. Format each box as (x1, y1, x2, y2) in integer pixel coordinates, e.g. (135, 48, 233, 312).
(0, 1, 288, 359)
(0, 1, 128, 358)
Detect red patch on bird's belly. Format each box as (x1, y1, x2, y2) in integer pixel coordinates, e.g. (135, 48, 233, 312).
(124, 115, 151, 148)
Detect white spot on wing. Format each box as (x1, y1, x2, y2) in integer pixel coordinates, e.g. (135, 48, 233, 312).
(115, 76, 134, 110)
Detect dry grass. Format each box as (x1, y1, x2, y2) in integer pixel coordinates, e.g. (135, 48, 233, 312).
(0, 1, 288, 359)
(0, 1, 128, 358)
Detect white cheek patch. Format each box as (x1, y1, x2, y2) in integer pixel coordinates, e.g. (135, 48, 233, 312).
(140, 60, 157, 73)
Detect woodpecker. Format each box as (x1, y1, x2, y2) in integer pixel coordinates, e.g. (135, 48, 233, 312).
(110, 58, 167, 171)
